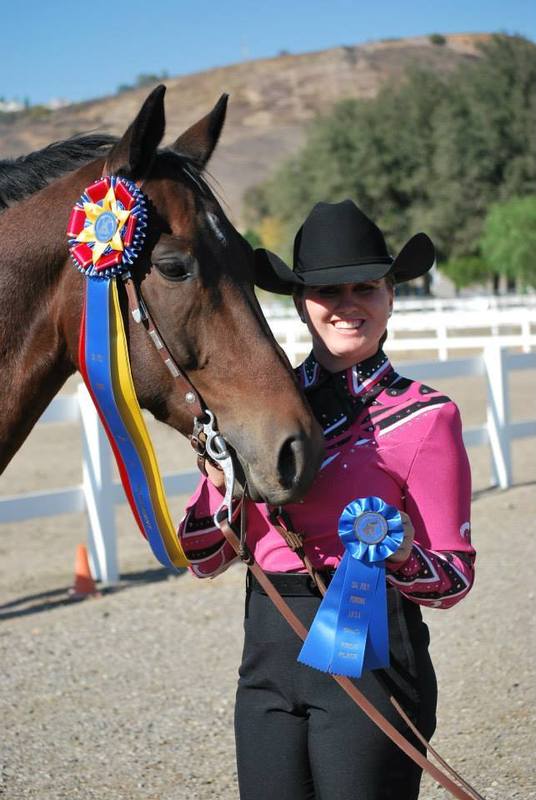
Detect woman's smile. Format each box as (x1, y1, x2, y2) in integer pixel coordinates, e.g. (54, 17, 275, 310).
(331, 317, 366, 331)
(295, 280, 393, 371)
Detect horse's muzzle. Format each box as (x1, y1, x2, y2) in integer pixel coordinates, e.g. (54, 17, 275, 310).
(236, 427, 324, 506)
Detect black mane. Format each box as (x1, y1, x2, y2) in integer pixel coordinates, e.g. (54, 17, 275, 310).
(0, 134, 117, 210)
(0, 136, 217, 211)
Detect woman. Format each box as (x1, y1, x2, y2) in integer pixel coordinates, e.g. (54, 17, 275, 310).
(178, 200, 475, 800)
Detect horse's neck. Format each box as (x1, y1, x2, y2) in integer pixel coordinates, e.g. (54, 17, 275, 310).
(0, 303, 75, 474)
(0, 170, 91, 473)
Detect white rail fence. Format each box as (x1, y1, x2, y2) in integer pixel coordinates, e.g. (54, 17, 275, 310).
(263, 294, 536, 317)
(379, 294, 536, 312)
(1, 346, 535, 585)
(268, 308, 535, 365)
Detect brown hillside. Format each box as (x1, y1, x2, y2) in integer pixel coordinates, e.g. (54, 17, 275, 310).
(0, 33, 489, 223)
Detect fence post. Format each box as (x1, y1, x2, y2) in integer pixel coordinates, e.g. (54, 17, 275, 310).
(77, 384, 118, 584)
(521, 314, 531, 353)
(483, 345, 512, 489)
(437, 317, 448, 361)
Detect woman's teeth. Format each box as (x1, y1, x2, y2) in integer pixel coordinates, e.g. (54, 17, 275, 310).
(332, 319, 364, 330)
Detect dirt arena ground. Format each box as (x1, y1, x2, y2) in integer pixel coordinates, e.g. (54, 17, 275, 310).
(1, 365, 535, 799)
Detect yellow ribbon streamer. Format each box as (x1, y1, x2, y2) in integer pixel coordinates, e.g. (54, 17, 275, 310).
(109, 281, 189, 568)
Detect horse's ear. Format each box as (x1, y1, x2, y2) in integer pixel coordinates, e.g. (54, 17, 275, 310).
(105, 84, 166, 179)
(172, 94, 228, 169)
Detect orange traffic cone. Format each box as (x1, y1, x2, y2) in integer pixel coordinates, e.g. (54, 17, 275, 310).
(69, 544, 99, 599)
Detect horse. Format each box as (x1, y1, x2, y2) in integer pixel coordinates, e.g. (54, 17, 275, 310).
(0, 85, 324, 507)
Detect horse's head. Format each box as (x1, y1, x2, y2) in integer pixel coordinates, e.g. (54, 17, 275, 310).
(72, 86, 323, 504)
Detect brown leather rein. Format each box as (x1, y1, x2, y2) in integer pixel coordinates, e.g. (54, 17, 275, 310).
(117, 245, 485, 800)
(217, 510, 485, 800)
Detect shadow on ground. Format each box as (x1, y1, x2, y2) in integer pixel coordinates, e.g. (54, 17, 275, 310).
(0, 566, 187, 621)
(4, 479, 535, 622)
(471, 478, 535, 502)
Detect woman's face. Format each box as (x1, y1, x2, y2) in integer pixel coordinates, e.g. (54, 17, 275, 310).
(294, 279, 394, 372)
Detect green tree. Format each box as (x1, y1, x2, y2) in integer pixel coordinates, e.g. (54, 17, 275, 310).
(117, 71, 169, 94)
(135, 71, 169, 88)
(242, 228, 262, 249)
(243, 34, 536, 272)
(480, 196, 536, 288)
(439, 256, 491, 291)
(242, 184, 271, 229)
(247, 70, 447, 261)
(430, 35, 536, 257)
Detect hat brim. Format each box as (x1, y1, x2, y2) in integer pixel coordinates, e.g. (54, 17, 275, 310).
(255, 233, 435, 295)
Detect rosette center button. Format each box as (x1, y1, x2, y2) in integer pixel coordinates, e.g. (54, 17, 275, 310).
(353, 511, 389, 545)
(94, 211, 118, 243)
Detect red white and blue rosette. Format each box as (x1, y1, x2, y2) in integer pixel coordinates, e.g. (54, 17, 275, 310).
(66, 176, 147, 279)
(298, 496, 404, 678)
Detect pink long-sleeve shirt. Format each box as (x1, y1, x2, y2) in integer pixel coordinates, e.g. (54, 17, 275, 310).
(178, 350, 475, 609)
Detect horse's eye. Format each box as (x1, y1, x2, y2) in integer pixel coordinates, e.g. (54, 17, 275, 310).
(154, 255, 196, 283)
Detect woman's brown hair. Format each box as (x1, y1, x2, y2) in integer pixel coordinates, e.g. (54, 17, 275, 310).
(379, 274, 396, 348)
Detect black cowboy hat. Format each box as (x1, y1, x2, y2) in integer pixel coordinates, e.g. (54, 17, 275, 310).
(254, 199, 435, 294)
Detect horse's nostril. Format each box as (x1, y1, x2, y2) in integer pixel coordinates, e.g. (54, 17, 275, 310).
(277, 436, 303, 490)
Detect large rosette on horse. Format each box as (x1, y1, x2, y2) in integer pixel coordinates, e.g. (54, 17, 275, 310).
(67, 176, 147, 278)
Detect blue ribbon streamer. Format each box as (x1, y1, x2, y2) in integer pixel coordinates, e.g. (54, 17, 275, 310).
(298, 497, 404, 678)
(84, 278, 176, 570)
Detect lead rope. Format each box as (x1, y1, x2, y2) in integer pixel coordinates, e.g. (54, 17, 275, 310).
(269, 508, 485, 800)
(214, 505, 485, 800)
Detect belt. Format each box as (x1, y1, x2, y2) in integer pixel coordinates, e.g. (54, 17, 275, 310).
(247, 570, 334, 597)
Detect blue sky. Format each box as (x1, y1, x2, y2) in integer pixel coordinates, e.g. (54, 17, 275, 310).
(1, 0, 534, 105)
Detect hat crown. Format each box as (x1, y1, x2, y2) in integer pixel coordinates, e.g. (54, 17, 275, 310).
(295, 199, 390, 271)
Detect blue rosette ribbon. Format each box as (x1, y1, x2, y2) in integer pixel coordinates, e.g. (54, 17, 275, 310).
(298, 497, 404, 678)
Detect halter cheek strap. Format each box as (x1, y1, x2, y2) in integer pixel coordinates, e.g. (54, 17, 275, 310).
(122, 275, 204, 418)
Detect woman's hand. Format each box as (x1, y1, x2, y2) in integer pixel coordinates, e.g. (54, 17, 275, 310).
(386, 511, 414, 566)
(202, 458, 226, 492)
(201, 457, 243, 500)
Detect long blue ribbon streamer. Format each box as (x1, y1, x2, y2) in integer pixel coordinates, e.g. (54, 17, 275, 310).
(298, 497, 404, 678)
(84, 278, 176, 570)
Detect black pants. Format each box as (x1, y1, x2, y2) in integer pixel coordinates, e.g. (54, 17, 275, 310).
(235, 578, 437, 800)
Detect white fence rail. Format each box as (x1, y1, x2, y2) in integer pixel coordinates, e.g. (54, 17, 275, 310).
(0, 385, 199, 585)
(263, 294, 536, 317)
(1, 347, 535, 585)
(268, 308, 535, 364)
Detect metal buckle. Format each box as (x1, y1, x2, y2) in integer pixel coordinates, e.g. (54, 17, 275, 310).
(197, 410, 235, 523)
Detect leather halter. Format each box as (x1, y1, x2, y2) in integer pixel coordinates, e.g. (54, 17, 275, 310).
(122, 275, 205, 420)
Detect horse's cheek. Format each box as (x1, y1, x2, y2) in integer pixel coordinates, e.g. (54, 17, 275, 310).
(126, 318, 164, 396)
